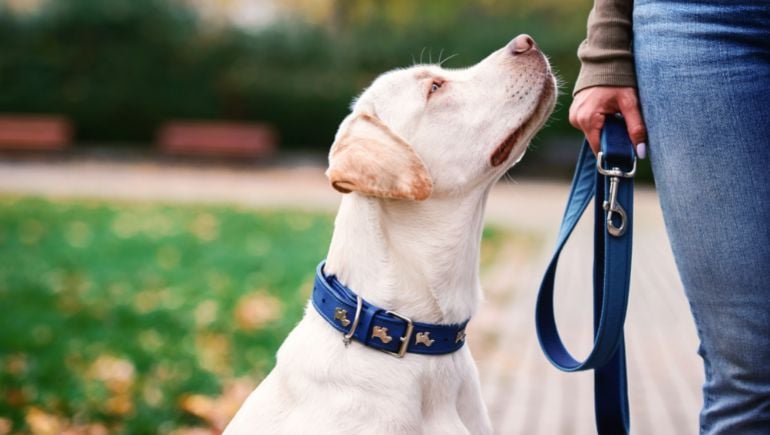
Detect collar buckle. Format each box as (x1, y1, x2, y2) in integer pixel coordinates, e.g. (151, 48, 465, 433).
(381, 310, 414, 358)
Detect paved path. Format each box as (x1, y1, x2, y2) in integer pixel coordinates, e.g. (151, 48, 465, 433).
(478, 183, 702, 435)
(0, 159, 703, 434)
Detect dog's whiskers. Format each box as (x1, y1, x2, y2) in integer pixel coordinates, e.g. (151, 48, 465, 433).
(439, 53, 459, 66)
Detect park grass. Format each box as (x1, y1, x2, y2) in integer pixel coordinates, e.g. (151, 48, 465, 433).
(0, 196, 511, 434)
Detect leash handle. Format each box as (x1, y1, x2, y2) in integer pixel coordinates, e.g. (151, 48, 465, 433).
(535, 116, 635, 434)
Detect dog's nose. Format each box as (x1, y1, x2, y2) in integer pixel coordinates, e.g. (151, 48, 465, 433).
(508, 34, 536, 55)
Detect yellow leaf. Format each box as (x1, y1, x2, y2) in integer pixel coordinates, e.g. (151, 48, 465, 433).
(234, 291, 283, 331)
(25, 407, 62, 435)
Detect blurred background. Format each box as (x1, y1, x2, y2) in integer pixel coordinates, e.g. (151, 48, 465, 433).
(0, 1, 699, 434)
(0, 0, 607, 174)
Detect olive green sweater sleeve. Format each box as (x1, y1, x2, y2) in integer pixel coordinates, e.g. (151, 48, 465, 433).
(573, 0, 636, 95)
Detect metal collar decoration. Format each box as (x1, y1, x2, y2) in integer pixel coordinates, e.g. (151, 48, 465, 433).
(535, 115, 635, 435)
(312, 261, 470, 358)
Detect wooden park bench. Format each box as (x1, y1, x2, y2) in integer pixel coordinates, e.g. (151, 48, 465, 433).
(0, 115, 72, 151)
(157, 121, 277, 159)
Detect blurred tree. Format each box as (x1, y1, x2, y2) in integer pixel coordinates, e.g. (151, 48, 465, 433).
(0, 0, 203, 141)
(0, 0, 593, 158)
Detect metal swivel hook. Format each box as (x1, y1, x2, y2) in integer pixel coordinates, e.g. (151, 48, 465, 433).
(603, 175, 627, 237)
(596, 152, 636, 238)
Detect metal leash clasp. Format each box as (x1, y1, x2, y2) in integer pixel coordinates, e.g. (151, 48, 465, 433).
(596, 152, 636, 237)
(604, 175, 627, 237)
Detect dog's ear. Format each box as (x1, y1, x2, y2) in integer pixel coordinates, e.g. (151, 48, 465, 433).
(326, 114, 433, 200)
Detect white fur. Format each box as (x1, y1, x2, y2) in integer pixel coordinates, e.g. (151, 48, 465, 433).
(225, 38, 557, 435)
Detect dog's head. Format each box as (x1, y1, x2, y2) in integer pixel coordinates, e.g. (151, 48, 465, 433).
(326, 35, 557, 200)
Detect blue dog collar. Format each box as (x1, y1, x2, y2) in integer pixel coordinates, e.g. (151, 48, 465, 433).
(311, 261, 470, 357)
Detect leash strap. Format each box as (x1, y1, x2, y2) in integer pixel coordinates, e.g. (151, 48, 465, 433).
(312, 261, 470, 357)
(535, 116, 635, 434)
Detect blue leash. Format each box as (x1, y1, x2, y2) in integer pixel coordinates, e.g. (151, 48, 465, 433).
(535, 116, 636, 434)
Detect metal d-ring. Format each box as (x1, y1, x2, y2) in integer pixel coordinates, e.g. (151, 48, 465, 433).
(342, 295, 363, 346)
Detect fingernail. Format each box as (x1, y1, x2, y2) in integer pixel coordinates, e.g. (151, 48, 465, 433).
(636, 142, 647, 159)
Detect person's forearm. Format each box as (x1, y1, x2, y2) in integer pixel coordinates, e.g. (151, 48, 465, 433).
(574, 0, 636, 95)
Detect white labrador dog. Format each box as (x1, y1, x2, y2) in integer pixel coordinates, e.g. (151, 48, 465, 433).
(225, 35, 556, 435)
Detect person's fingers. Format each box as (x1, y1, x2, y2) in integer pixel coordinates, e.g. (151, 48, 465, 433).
(571, 87, 648, 157)
(585, 112, 604, 153)
(617, 93, 647, 146)
(568, 101, 580, 130)
(574, 102, 604, 153)
(571, 89, 596, 139)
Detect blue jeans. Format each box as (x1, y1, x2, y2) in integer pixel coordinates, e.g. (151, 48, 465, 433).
(633, 1, 770, 433)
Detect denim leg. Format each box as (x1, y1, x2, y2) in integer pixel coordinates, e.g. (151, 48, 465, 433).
(633, 1, 770, 433)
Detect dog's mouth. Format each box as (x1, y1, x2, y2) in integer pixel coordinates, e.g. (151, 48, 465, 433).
(490, 77, 555, 167)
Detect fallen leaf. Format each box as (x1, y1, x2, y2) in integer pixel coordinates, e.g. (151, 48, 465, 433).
(25, 407, 62, 435)
(0, 417, 11, 435)
(88, 355, 136, 394)
(179, 378, 254, 431)
(195, 333, 231, 376)
(189, 213, 219, 242)
(234, 291, 282, 331)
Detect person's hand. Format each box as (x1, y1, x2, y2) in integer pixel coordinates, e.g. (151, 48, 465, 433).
(569, 86, 648, 158)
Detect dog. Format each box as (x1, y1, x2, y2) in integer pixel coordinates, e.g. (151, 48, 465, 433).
(225, 34, 556, 435)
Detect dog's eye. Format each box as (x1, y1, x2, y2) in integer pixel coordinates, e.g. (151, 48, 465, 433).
(430, 82, 442, 93)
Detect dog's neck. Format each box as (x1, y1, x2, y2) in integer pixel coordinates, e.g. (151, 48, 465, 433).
(324, 190, 489, 325)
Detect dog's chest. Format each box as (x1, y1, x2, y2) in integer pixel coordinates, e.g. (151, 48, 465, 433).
(278, 311, 473, 397)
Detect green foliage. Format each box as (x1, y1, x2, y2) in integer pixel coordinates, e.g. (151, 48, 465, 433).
(1, 0, 214, 141)
(0, 0, 590, 148)
(0, 196, 333, 432)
